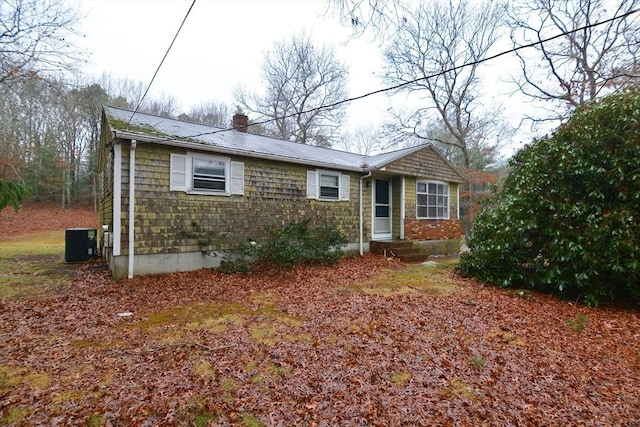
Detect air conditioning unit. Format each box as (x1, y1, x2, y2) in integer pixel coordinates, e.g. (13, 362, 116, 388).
(65, 228, 97, 262)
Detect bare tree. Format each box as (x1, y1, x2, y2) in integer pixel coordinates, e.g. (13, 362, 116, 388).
(95, 73, 146, 110)
(383, 0, 508, 169)
(235, 32, 349, 147)
(183, 100, 234, 127)
(324, 0, 409, 38)
(139, 92, 181, 118)
(507, 0, 640, 122)
(0, 0, 80, 86)
(338, 125, 386, 155)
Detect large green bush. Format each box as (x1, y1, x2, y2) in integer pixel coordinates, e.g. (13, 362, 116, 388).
(457, 88, 640, 306)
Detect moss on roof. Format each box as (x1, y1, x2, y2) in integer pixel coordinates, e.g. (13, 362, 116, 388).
(106, 116, 201, 143)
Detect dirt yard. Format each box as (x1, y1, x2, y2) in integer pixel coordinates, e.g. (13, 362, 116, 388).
(0, 204, 639, 425)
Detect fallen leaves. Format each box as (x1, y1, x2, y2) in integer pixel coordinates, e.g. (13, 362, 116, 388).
(1, 206, 639, 424)
(0, 256, 638, 425)
(0, 203, 98, 237)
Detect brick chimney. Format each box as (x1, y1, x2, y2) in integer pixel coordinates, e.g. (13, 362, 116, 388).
(233, 113, 248, 133)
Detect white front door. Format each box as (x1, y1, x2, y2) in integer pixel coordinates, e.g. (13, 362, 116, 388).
(373, 178, 392, 240)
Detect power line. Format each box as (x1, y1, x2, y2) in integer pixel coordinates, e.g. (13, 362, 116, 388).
(128, 0, 197, 123)
(133, 6, 638, 141)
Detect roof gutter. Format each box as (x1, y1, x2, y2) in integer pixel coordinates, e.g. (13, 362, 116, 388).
(111, 130, 368, 173)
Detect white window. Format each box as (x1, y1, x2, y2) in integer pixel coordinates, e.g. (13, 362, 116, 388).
(193, 156, 226, 191)
(307, 170, 350, 201)
(170, 153, 244, 195)
(417, 181, 449, 219)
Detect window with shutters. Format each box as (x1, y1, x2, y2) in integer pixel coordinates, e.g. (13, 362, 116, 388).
(306, 170, 350, 201)
(170, 153, 243, 196)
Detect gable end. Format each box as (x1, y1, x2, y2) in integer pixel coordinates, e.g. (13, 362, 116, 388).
(382, 146, 466, 183)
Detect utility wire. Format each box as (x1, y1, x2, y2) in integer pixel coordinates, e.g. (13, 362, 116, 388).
(131, 6, 638, 140)
(128, 0, 197, 123)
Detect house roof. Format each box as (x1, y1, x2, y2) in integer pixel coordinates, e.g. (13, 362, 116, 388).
(103, 106, 466, 181)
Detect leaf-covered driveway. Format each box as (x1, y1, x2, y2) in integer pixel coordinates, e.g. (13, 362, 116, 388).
(1, 255, 639, 425)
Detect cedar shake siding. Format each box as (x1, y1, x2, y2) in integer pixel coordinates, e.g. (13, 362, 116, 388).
(118, 143, 359, 256)
(98, 106, 467, 278)
(382, 145, 466, 184)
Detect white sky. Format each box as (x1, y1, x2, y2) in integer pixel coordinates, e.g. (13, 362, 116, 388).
(70, 0, 550, 159)
(72, 0, 389, 131)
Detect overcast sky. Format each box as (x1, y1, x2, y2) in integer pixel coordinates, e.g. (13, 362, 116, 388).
(71, 0, 550, 160)
(72, 0, 390, 131)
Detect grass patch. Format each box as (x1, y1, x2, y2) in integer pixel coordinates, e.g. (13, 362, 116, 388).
(0, 231, 65, 258)
(176, 397, 218, 426)
(566, 315, 589, 332)
(0, 365, 50, 391)
(445, 378, 479, 400)
(283, 332, 314, 344)
(242, 414, 265, 427)
(219, 378, 237, 403)
(264, 364, 290, 377)
(469, 355, 486, 369)
(133, 301, 305, 332)
(193, 361, 215, 378)
(132, 301, 308, 349)
(0, 231, 75, 299)
(187, 313, 242, 333)
(1, 407, 30, 424)
(348, 263, 457, 296)
(390, 372, 412, 386)
(0, 255, 74, 299)
(488, 329, 526, 347)
(219, 378, 237, 392)
(244, 360, 259, 371)
(249, 323, 278, 347)
(193, 412, 218, 427)
(86, 414, 104, 427)
(132, 302, 253, 330)
(49, 390, 89, 414)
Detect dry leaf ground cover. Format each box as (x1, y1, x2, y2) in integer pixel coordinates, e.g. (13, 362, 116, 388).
(1, 205, 639, 425)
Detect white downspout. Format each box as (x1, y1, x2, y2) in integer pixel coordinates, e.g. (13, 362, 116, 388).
(128, 140, 137, 279)
(359, 171, 372, 256)
(113, 144, 122, 256)
(400, 176, 405, 240)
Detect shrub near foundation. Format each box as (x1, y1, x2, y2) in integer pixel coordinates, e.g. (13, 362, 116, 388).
(457, 87, 640, 306)
(219, 219, 348, 272)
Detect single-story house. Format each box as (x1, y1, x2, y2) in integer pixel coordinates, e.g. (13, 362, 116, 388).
(98, 106, 467, 279)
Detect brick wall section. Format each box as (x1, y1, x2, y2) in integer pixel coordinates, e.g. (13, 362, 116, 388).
(401, 176, 462, 241)
(117, 143, 360, 256)
(404, 218, 463, 240)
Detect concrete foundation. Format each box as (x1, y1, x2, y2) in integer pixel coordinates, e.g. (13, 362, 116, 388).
(108, 242, 367, 280)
